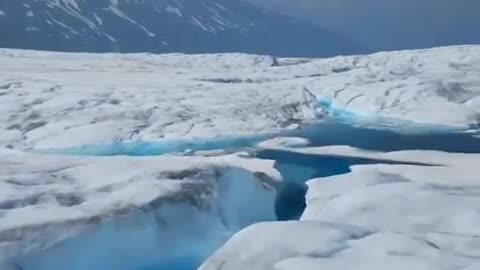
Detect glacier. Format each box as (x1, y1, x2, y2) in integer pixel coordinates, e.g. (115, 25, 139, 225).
(0, 45, 480, 270)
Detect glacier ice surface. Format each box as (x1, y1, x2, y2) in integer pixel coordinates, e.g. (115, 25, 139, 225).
(0, 46, 480, 270)
(1, 45, 480, 150)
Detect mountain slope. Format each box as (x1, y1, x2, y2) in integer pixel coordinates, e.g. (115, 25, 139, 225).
(0, 0, 364, 57)
(246, 0, 480, 52)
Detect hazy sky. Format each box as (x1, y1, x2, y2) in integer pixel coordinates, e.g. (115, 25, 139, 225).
(246, 0, 480, 51)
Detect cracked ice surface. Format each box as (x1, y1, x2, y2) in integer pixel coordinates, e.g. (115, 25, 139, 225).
(1, 45, 480, 150)
(0, 148, 280, 270)
(200, 148, 480, 270)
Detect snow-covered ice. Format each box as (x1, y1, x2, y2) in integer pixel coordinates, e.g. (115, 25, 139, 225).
(1, 45, 480, 150)
(200, 148, 480, 270)
(257, 137, 310, 148)
(201, 221, 480, 270)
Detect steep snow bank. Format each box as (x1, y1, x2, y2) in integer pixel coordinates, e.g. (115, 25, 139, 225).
(0, 149, 279, 270)
(199, 221, 373, 270)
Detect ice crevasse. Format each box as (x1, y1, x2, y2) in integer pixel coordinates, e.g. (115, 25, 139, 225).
(0, 152, 281, 270)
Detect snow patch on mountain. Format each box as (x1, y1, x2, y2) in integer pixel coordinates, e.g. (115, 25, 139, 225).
(165, 6, 182, 17)
(0, 0, 364, 56)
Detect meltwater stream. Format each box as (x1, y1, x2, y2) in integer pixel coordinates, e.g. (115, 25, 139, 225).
(43, 121, 480, 156)
(31, 121, 480, 270)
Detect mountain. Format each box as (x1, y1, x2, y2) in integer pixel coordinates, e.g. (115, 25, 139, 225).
(0, 0, 364, 57)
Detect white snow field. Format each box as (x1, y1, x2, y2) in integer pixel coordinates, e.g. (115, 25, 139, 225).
(0, 45, 480, 270)
(1, 45, 480, 150)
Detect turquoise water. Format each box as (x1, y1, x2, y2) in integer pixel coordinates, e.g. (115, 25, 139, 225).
(40, 120, 479, 156)
(140, 257, 203, 270)
(299, 122, 480, 153)
(257, 148, 440, 221)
